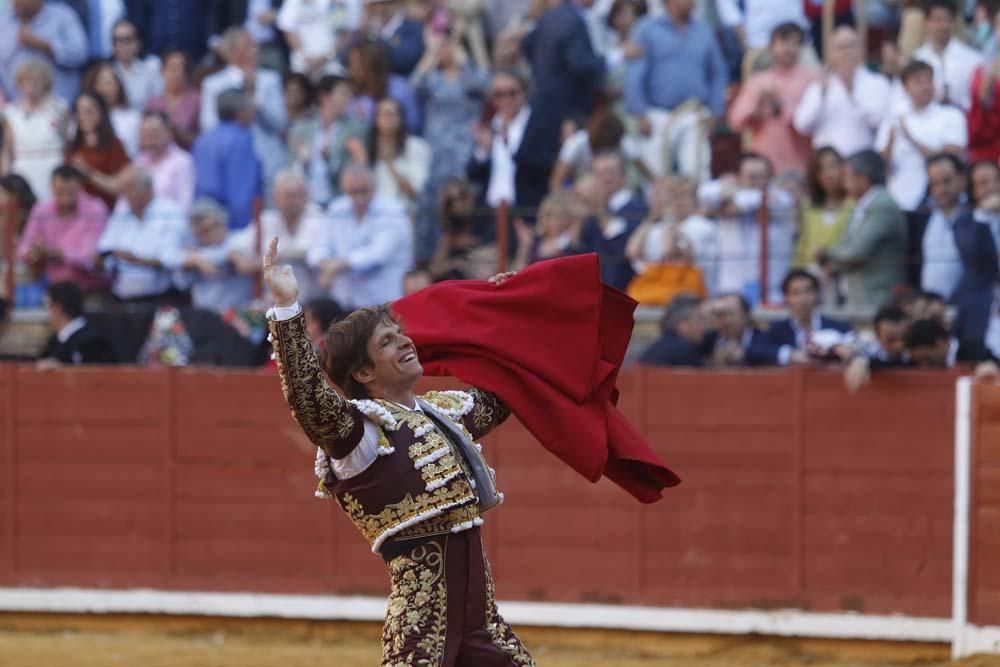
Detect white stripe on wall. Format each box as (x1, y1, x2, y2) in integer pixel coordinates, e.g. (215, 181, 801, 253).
(953, 377, 973, 658)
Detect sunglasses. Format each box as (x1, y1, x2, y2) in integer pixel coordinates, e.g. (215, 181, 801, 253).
(492, 88, 521, 100)
(113, 34, 137, 43)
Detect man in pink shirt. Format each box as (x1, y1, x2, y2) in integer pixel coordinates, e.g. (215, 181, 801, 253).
(135, 111, 195, 211)
(728, 22, 817, 175)
(18, 164, 110, 291)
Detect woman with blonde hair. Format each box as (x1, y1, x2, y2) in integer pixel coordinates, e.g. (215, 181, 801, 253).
(512, 190, 586, 270)
(1, 60, 69, 199)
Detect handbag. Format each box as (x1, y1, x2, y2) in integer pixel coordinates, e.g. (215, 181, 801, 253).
(626, 263, 707, 306)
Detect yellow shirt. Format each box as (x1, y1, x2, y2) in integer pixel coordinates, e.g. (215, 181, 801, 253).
(793, 200, 854, 268)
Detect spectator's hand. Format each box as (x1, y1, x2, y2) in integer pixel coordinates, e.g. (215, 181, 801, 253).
(424, 25, 444, 53)
(897, 121, 913, 144)
(256, 8, 277, 25)
(788, 350, 811, 365)
(473, 121, 493, 152)
(513, 217, 534, 249)
(112, 249, 139, 264)
(345, 137, 369, 165)
(757, 89, 781, 119)
(263, 237, 298, 307)
(622, 41, 644, 60)
(637, 115, 652, 137)
(843, 356, 871, 394)
(18, 27, 48, 52)
(974, 361, 999, 381)
(980, 193, 1000, 212)
(317, 258, 349, 290)
(190, 253, 220, 278)
(488, 271, 517, 286)
(229, 252, 258, 275)
(35, 358, 62, 372)
(830, 344, 857, 362)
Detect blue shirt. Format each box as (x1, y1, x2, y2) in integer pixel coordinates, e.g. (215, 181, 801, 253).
(623, 14, 728, 118)
(0, 3, 88, 102)
(192, 122, 262, 230)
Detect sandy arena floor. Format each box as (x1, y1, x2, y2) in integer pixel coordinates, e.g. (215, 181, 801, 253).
(0, 614, 998, 667)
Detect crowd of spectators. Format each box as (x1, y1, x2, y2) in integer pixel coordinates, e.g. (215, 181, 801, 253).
(0, 0, 998, 379)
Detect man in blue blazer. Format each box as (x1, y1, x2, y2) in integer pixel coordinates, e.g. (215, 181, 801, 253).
(766, 269, 853, 364)
(639, 294, 710, 367)
(521, 0, 606, 127)
(706, 293, 784, 366)
(366, 0, 424, 75)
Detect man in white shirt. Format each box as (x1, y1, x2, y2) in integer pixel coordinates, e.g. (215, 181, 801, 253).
(306, 164, 413, 309)
(697, 152, 795, 305)
(912, 0, 983, 111)
(230, 168, 326, 302)
(875, 59, 967, 214)
(97, 166, 188, 302)
(135, 111, 195, 211)
(714, 0, 809, 51)
(793, 26, 891, 156)
(277, 0, 361, 76)
(200, 27, 287, 183)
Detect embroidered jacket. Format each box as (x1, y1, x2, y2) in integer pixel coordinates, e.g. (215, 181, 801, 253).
(268, 311, 511, 553)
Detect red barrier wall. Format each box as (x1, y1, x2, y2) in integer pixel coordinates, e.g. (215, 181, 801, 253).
(972, 384, 1000, 625)
(0, 365, 973, 620)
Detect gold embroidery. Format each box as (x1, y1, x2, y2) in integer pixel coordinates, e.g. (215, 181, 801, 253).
(341, 480, 477, 551)
(389, 503, 481, 543)
(483, 551, 535, 665)
(468, 388, 512, 438)
(409, 430, 449, 461)
(269, 313, 361, 453)
(382, 540, 448, 666)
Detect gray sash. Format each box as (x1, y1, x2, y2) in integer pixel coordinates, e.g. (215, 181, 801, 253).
(417, 399, 502, 515)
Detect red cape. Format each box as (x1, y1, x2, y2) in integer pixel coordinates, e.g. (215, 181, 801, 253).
(393, 254, 680, 503)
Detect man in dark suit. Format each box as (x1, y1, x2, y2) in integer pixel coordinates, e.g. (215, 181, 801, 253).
(467, 69, 560, 225)
(38, 282, 115, 367)
(766, 269, 853, 364)
(640, 294, 710, 367)
(125, 0, 245, 62)
(706, 293, 783, 366)
(521, 0, 606, 127)
(365, 0, 424, 76)
(578, 150, 647, 290)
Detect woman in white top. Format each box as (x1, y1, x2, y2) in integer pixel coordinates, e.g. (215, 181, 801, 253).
(84, 61, 142, 157)
(110, 18, 162, 111)
(1, 60, 69, 200)
(347, 97, 430, 212)
(625, 175, 720, 295)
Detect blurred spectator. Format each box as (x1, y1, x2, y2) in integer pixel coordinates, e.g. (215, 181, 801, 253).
(971, 159, 1000, 251)
(876, 60, 967, 215)
(624, 0, 728, 179)
(0, 174, 38, 237)
(283, 72, 316, 135)
(0, 0, 88, 103)
(83, 60, 141, 156)
(842, 303, 911, 392)
(413, 26, 489, 261)
(816, 150, 906, 310)
(135, 110, 195, 210)
(230, 168, 326, 302)
(304, 295, 345, 353)
(793, 147, 852, 302)
(243, 0, 283, 70)
(304, 74, 366, 208)
(639, 293, 709, 366)
(906, 318, 999, 375)
(17, 164, 109, 291)
(364, 0, 425, 76)
(912, 0, 982, 111)
(144, 50, 201, 150)
(110, 17, 161, 111)
(766, 269, 853, 365)
(306, 164, 413, 308)
(96, 165, 187, 302)
(346, 37, 421, 133)
(512, 190, 586, 270)
(353, 97, 430, 212)
(802, 0, 852, 58)
(192, 87, 262, 230)
(728, 22, 816, 175)
(601, 0, 647, 87)
(277, 0, 360, 77)
(64, 90, 130, 209)
(698, 152, 795, 304)
(1, 59, 68, 199)
(168, 198, 253, 311)
(428, 177, 496, 280)
(59, 0, 125, 60)
(200, 27, 286, 183)
(468, 69, 560, 223)
(577, 149, 647, 289)
(522, 0, 607, 128)
(715, 0, 809, 53)
(549, 109, 643, 191)
(793, 27, 891, 159)
(37, 281, 115, 366)
(967, 49, 1000, 162)
(125, 0, 236, 65)
(626, 175, 719, 294)
(706, 292, 781, 366)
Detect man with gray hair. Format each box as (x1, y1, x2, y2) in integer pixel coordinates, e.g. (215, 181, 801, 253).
(200, 26, 286, 183)
(97, 165, 188, 302)
(230, 167, 326, 301)
(639, 294, 710, 366)
(816, 149, 907, 310)
(192, 87, 262, 231)
(306, 164, 413, 309)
